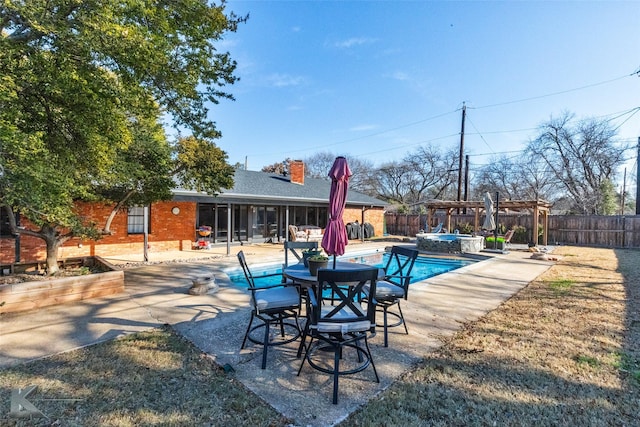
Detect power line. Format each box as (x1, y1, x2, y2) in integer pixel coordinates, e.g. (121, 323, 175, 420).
(472, 72, 634, 110)
(466, 116, 495, 154)
(247, 71, 639, 162)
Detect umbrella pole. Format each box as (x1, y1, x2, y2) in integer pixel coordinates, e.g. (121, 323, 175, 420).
(333, 255, 336, 269)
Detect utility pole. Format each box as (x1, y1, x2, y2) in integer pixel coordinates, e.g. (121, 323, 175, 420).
(463, 155, 470, 214)
(621, 168, 626, 215)
(457, 103, 466, 213)
(636, 137, 640, 215)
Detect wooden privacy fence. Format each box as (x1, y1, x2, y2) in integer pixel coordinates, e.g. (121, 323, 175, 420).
(384, 213, 640, 249)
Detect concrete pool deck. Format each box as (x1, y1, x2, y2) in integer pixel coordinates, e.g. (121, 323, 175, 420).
(0, 240, 557, 426)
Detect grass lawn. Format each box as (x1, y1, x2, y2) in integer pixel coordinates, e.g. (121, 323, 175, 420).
(1, 246, 638, 426)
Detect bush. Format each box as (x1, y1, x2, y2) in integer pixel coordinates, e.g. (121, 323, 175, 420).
(512, 226, 528, 244)
(456, 222, 474, 234)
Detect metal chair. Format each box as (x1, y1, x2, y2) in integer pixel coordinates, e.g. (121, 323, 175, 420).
(237, 251, 301, 369)
(365, 246, 419, 347)
(297, 267, 380, 404)
(284, 241, 319, 267)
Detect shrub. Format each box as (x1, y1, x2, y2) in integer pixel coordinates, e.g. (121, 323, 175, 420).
(512, 226, 528, 244)
(456, 222, 474, 234)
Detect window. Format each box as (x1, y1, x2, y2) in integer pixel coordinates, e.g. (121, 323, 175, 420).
(0, 209, 16, 237)
(127, 206, 149, 234)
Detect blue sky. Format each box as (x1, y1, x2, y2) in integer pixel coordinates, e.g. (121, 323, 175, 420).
(209, 1, 639, 187)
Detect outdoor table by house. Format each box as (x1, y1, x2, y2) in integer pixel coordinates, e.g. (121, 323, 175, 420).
(283, 262, 385, 287)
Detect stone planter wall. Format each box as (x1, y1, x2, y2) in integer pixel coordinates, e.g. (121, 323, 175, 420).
(416, 234, 484, 253)
(0, 257, 124, 314)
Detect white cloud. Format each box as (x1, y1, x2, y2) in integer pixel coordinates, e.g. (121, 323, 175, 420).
(349, 124, 378, 132)
(391, 71, 410, 81)
(334, 37, 377, 49)
(266, 73, 305, 87)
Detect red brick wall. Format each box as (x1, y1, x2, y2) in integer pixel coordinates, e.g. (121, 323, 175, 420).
(343, 207, 385, 238)
(0, 202, 385, 264)
(0, 201, 197, 264)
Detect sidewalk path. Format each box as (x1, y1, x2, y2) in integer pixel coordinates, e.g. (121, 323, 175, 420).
(0, 242, 556, 427)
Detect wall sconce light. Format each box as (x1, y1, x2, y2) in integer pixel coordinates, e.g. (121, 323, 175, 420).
(171, 206, 180, 215)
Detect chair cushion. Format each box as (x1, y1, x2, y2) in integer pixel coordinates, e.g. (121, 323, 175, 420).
(368, 280, 405, 299)
(314, 306, 372, 333)
(253, 286, 299, 311)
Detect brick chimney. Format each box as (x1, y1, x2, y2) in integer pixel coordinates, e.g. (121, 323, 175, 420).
(289, 160, 305, 185)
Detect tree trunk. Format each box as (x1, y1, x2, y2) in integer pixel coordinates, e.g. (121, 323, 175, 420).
(46, 241, 61, 274)
(41, 225, 62, 275)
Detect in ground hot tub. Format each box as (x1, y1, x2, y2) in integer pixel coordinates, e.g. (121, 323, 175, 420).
(416, 233, 484, 253)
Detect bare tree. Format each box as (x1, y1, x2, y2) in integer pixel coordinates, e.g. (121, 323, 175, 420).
(303, 151, 376, 194)
(473, 154, 559, 202)
(303, 152, 337, 179)
(371, 161, 413, 205)
(370, 144, 458, 209)
(527, 112, 626, 214)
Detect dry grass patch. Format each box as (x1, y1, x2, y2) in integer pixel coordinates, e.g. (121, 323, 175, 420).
(341, 246, 640, 426)
(0, 326, 291, 426)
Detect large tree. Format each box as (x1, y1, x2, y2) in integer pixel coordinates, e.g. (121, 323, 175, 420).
(527, 112, 627, 214)
(303, 151, 375, 194)
(0, 0, 244, 273)
(472, 154, 558, 202)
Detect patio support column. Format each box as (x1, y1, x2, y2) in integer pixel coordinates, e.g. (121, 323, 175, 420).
(446, 208, 453, 233)
(532, 205, 540, 246)
(226, 203, 231, 256)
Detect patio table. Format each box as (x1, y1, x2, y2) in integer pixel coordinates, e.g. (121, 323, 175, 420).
(283, 262, 385, 287)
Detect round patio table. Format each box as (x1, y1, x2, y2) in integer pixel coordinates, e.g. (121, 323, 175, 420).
(283, 262, 385, 287)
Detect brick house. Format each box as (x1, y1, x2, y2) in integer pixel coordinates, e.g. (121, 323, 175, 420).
(0, 161, 387, 263)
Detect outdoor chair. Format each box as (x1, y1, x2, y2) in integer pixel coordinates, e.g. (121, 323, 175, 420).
(503, 229, 515, 249)
(237, 251, 302, 369)
(430, 222, 443, 233)
(297, 267, 380, 404)
(284, 241, 319, 267)
(364, 246, 419, 347)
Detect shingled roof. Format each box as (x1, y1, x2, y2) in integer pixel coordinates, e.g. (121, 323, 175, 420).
(172, 169, 387, 207)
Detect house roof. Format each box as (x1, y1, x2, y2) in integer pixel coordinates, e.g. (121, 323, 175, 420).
(172, 169, 387, 207)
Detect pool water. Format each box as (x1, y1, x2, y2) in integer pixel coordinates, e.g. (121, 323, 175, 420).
(229, 252, 474, 287)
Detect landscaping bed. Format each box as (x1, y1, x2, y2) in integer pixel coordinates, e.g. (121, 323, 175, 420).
(0, 257, 124, 314)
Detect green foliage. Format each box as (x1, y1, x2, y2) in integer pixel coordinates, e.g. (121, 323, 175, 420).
(0, 0, 244, 272)
(599, 179, 618, 215)
(511, 226, 528, 244)
(396, 204, 409, 214)
(175, 136, 235, 195)
(548, 278, 575, 295)
(455, 222, 473, 234)
(308, 254, 329, 261)
(575, 355, 600, 368)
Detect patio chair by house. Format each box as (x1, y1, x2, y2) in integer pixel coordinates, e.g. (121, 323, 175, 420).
(364, 246, 419, 347)
(297, 267, 380, 404)
(284, 241, 319, 267)
(237, 251, 302, 369)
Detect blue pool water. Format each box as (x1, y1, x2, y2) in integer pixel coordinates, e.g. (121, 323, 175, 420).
(229, 251, 475, 287)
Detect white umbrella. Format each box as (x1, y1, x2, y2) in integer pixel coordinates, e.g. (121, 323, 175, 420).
(483, 192, 496, 230)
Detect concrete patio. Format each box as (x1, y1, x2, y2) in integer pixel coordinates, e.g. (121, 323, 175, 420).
(0, 241, 556, 426)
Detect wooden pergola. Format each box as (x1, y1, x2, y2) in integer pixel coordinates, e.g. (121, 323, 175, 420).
(425, 199, 552, 246)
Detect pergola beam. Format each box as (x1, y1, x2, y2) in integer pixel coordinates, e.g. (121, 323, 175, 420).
(424, 199, 552, 245)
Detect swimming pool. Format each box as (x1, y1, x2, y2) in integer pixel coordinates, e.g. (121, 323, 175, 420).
(228, 251, 475, 287)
